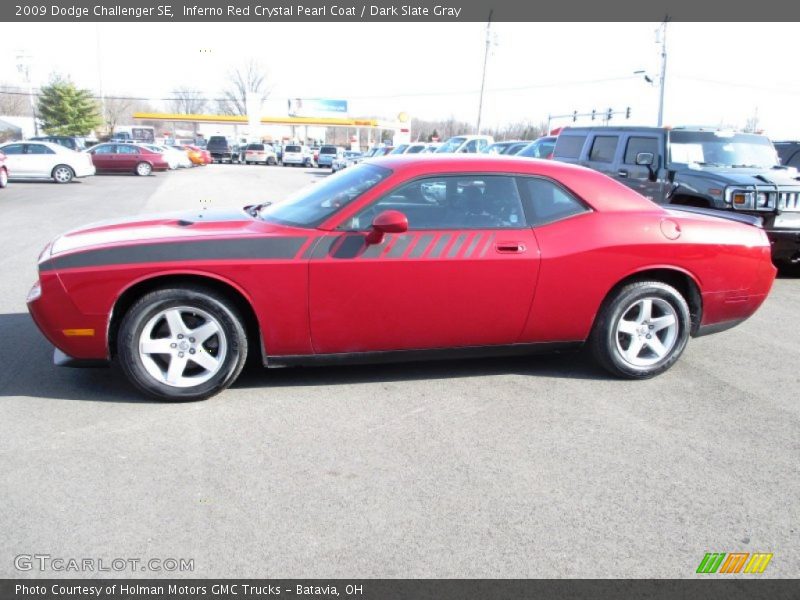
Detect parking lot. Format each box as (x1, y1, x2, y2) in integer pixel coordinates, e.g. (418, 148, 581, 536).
(1, 165, 798, 578)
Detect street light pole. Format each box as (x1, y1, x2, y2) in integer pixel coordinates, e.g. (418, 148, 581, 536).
(476, 10, 493, 134)
(656, 17, 669, 127)
(16, 51, 38, 136)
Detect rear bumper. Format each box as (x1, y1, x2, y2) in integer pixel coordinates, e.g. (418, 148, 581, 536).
(766, 229, 800, 263)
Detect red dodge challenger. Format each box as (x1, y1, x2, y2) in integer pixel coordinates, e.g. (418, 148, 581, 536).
(27, 155, 776, 400)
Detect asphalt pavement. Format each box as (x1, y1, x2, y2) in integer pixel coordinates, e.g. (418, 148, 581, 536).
(1, 164, 798, 578)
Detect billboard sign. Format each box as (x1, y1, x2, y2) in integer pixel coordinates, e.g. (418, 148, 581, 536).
(288, 98, 348, 118)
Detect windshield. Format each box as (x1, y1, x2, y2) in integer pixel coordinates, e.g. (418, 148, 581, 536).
(435, 137, 467, 153)
(518, 139, 555, 158)
(669, 131, 779, 168)
(258, 163, 392, 228)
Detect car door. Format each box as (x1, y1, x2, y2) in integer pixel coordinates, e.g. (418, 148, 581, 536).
(582, 133, 621, 177)
(24, 143, 57, 178)
(0, 143, 27, 177)
(90, 144, 116, 171)
(616, 134, 667, 202)
(116, 144, 140, 171)
(308, 173, 540, 354)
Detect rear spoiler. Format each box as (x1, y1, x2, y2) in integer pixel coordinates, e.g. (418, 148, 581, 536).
(665, 205, 763, 228)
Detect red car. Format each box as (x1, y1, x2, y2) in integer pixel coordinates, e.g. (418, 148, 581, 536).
(27, 155, 775, 400)
(0, 151, 8, 188)
(86, 142, 171, 176)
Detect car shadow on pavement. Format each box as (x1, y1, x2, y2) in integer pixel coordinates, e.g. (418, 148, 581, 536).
(233, 347, 608, 391)
(0, 312, 607, 403)
(0, 313, 158, 403)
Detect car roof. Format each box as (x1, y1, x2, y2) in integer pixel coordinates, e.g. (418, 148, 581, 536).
(5, 140, 69, 152)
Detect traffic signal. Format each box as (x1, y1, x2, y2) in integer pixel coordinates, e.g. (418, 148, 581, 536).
(591, 109, 596, 121)
(625, 106, 631, 119)
(606, 108, 613, 121)
(572, 110, 577, 122)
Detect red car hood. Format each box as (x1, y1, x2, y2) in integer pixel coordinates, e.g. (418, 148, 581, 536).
(48, 208, 303, 257)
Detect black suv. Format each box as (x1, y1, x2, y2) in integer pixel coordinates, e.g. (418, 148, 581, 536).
(775, 141, 800, 169)
(29, 135, 85, 151)
(206, 136, 238, 163)
(552, 126, 800, 265)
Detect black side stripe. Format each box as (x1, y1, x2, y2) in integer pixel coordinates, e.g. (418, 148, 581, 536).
(40, 237, 308, 271)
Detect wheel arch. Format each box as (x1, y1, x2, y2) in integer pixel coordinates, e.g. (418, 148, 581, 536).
(596, 266, 703, 336)
(108, 272, 263, 361)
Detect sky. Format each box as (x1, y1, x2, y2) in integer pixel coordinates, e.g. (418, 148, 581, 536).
(1, 21, 800, 138)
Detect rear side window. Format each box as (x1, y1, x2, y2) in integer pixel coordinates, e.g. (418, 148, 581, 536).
(518, 177, 589, 227)
(624, 136, 659, 164)
(554, 135, 587, 159)
(588, 136, 619, 163)
(2, 144, 24, 155)
(27, 144, 55, 155)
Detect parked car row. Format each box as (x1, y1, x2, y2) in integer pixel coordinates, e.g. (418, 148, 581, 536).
(0, 138, 214, 185)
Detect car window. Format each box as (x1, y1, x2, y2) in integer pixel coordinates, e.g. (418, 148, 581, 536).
(285, 145, 301, 153)
(93, 144, 115, 154)
(518, 177, 589, 227)
(26, 144, 55, 155)
(341, 175, 526, 231)
(588, 136, 619, 163)
(118, 145, 139, 154)
(553, 135, 586, 159)
(2, 144, 24, 155)
(624, 137, 660, 164)
(463, 140, 480, 153)
(247, 144, 264, 150)
(320, 147, 337, 154)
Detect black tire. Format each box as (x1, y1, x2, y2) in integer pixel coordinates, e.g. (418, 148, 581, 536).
(135, 162, 152, 176)
(52, 164, 74, 184)
(589, 280, 690, 379)
(117, 286, 249, 401)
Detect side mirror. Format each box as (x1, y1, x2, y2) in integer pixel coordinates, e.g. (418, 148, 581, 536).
(366, 210, 408, 245)
(635, 152, 654, 166)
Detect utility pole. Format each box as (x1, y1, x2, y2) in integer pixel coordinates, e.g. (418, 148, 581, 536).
(476, 10, 493, 134)
(16, 51, 38, 136)
(656, 16, 669, 127)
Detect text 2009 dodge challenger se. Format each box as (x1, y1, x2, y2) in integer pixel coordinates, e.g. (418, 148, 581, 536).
(27, 155, 776, 400)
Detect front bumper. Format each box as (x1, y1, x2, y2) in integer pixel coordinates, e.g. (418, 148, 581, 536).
(27, 275, 110, 362)
(766, 229, 800, 263)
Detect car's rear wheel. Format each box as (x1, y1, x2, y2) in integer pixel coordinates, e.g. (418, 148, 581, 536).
(0, 167, 8, 188)
(135, 162, 152, 176)
(118, 287, 248, 401)
(52, 165, 74, 184)
(590, 281, 690, 379)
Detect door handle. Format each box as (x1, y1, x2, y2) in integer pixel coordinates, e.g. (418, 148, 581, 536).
(617, 169, 629, 178)
(496, 242, 526, 253)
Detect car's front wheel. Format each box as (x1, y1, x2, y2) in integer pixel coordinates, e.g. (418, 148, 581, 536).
(117, 286, 248, 401)
(0, 167, 8, 188)
(135, 162, 152, 176)
(590, 281, 690, 379)
(52, 165, 74, 184)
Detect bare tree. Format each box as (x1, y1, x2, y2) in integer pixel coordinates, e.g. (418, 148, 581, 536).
(103, 97, 157, 135)
(0, 83, 32, 116)
(217, 59, 271, 116)
(169, 87, 206, 115)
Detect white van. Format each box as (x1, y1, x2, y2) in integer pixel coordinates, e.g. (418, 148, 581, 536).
(282, 144, 314, 167)
(434, 135, 494, 154)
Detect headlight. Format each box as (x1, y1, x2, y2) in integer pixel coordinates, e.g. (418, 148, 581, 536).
(755, 192, 774, 210)
(27, 280, 42, 303)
